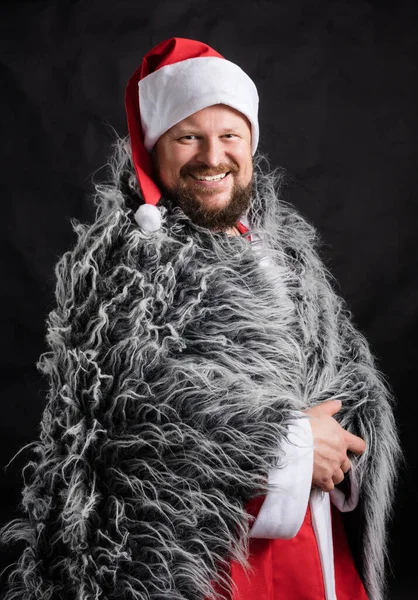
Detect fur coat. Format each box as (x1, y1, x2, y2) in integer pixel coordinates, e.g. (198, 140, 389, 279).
(1, 140, 401, 600)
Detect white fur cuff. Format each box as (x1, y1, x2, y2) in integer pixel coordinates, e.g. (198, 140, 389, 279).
(250, 417, 314, 539)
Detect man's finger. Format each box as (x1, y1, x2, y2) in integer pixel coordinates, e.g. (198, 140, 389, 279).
(305, 399, 342, 418)
(332, 469, 345, 486)
(322, 399, 342, 416)
(345, 431, 366, 455)
(341, 457, 351, 473)
(318, 479, 335, 493)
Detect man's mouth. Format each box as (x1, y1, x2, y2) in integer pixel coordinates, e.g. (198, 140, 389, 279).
(189, 172, 230, 181)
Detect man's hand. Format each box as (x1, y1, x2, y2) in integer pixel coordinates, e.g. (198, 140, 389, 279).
(303, 399, 366, 492)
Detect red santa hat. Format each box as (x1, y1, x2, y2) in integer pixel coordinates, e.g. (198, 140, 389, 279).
(124, 37, 259, 232)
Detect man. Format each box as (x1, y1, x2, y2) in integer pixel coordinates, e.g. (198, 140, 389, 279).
(1, 38, 400, 600)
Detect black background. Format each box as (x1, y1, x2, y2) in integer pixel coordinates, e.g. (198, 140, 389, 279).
(1, 1, 417, 598)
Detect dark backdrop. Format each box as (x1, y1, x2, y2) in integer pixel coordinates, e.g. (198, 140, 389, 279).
(1, 1, 417, 598)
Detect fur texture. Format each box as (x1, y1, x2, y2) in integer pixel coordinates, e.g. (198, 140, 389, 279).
(1, 139, 401, 600)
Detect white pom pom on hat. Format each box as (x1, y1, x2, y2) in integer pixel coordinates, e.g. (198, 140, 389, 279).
(125, 37, 259, 232)
(133, 204, 162, 232)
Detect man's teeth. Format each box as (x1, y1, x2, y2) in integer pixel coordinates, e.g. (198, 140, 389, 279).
(192, 172, 228, 181)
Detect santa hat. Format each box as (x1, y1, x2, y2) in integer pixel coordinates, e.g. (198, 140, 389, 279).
(124, 37, 259, 232)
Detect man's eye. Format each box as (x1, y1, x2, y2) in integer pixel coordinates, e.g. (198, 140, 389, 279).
(223, 134, 237, 139)
(180, 135, 197, 141)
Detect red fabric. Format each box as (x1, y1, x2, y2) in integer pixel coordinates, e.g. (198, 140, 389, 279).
(229, 498, 325, 600)
(138, 38, 223, 78)
(215, 497, 369, 600)
(124, 38, 224, 206)
(236, 221, 250, 235)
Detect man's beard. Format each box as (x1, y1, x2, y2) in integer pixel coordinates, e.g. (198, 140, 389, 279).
(156, 164, 253, 230)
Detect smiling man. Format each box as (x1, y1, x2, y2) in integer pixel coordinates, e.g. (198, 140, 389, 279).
(2, 38, 401, 600)
(154, 105, 253, 231)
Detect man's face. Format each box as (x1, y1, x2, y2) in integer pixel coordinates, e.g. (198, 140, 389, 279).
(153, 104, 253, 230)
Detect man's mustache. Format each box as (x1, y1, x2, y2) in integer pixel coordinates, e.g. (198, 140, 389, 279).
(180, 163, 239, 177)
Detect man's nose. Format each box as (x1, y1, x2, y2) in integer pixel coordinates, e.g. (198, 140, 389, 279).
(196, 137, 224, 167)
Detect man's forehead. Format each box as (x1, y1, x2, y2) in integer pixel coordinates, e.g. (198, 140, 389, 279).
(170, 104, 251, 131)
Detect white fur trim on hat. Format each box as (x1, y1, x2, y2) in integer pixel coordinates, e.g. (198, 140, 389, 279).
(139, 56, 259, 154)
(134, 203, 162, 232)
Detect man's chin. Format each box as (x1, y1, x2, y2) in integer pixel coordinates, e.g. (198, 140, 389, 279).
(189, 189, 232, 209)
(158, 178, 253, 230)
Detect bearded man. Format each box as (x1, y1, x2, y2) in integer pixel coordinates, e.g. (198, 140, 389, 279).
(1, 38, 401, 600)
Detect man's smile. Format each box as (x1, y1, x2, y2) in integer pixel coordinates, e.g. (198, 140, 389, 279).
(186, 171, 232, 189)
(190, 171, 230, 181)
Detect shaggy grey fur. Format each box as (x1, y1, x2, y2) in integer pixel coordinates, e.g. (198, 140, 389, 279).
(1, 138, 401, 600)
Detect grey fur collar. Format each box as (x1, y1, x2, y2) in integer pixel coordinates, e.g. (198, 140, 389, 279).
(1, 138, 401, 600)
